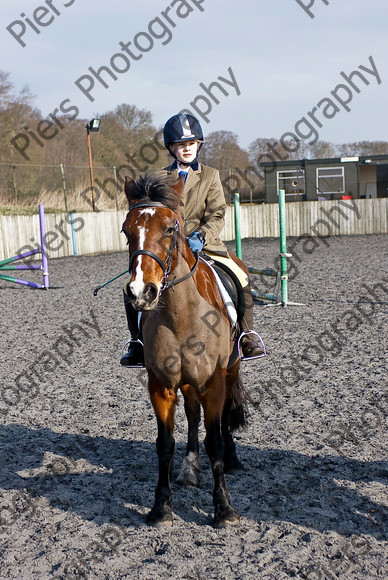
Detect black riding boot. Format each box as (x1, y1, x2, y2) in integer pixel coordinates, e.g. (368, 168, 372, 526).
(239, 284, 265, 359)
(120, 291, 145, 367)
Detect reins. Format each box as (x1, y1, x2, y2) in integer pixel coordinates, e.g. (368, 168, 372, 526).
(93, 269, 128, 296)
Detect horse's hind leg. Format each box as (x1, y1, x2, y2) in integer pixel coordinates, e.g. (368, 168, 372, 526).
(222, 361, 245, 474)
(200, 367, 240, 528)
(146, 374, 177, 527)
(222, 401, 244, 474)
(177, 384, 201, 487)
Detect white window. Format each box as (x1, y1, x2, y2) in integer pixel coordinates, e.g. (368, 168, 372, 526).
(316, 167, 345, 197)
(277, 169, 305, 199)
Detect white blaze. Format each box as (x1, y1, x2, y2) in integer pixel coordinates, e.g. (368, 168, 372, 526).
(129, 209, 156, 297)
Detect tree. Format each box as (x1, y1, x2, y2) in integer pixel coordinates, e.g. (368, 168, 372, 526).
(308, 141, 337, 159)
(337, 141, 388, 157)
(201, 130, 249, 172)
(98, 103, 155, 161)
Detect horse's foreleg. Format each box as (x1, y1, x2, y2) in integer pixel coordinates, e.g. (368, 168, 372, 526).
(177, 384, 201, 487)
(147, 375, 177, 527)
(200, 368, 240, 528)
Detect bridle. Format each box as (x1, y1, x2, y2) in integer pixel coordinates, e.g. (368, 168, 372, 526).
(123, 201, 200, 291)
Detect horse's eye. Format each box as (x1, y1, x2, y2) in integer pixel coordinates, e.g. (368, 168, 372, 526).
(165, 226, 175, 235)
(121, 228, 130, 245)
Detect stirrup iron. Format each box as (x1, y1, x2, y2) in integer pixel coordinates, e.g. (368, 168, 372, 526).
(120, 338, 144, 368)
(238, 330, 266, 361)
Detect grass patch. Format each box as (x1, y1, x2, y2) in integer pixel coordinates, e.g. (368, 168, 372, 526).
(0, 206, 71, 216)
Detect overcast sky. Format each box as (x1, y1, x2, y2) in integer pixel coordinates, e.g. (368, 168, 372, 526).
(1, 0, 387, 150)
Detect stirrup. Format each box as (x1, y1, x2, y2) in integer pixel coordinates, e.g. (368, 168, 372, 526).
(120, 338, 144, 368)
(238, 330, 266, 361)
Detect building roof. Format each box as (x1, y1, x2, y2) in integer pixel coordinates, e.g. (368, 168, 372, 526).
(261, 154, 388, 168)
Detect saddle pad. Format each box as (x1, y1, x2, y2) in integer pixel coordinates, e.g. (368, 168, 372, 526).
(203, 252, 249, 288)
(200, 257, 238, 327)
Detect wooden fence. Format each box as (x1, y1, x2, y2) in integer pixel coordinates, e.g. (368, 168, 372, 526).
(0, 198, 387, 261)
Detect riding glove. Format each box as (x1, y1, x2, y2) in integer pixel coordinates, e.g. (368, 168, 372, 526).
(187, 231, 205, 254)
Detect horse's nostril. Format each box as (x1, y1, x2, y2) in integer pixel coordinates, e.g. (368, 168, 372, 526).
(144, 283, 158, 303)
(126, 283, 135, 300)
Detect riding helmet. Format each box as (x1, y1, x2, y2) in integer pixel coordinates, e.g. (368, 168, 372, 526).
(163, 114, 204, 150)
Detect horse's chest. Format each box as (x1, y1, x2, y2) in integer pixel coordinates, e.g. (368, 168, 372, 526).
(144, 321, 229, 388)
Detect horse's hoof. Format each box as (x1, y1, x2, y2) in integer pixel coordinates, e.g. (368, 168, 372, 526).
(176, 454, 201, 487)
(146, 506, 173, 527)
(224, 458, 244, 474)
(176, 464, 201, 487)
(214, 506, 240, 528)
(176, 471, 200, 487)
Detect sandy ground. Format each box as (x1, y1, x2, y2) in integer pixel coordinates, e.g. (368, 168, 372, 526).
(0, 234, 387, 579)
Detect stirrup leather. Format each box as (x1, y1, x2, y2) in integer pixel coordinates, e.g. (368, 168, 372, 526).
(238, 330, 266, 361)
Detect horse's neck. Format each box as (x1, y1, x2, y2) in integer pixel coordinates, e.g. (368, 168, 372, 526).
(162, 250, 201, 313)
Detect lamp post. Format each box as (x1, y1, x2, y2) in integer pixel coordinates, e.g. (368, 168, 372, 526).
(86, 118, 101, 211)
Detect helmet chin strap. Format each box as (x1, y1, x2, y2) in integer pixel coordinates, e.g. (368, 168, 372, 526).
(178, 157, 198, 167)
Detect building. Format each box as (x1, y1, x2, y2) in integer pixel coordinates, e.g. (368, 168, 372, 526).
(262, 154, 388, 203)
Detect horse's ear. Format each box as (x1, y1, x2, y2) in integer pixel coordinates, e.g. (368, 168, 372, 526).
(124, 176, 134, 203)
(172, 174, 185, 198)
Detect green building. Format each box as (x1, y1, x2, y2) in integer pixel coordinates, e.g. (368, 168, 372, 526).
(262, 154, 388, 203)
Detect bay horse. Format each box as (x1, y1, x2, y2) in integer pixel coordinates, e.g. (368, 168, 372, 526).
(122, 172, 248, 527)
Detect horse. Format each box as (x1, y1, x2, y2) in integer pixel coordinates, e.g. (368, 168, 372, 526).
(121, 172, 249, 527)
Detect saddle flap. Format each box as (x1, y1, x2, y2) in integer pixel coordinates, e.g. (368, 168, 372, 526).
(212, 265, 238, 307)
(199, 256, 245, 327)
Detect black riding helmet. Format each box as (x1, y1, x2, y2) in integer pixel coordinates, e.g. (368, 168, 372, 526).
(163, 113, 204, 163)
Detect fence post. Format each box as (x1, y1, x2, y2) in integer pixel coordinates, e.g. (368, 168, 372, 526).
(113, 166, 119, 211)
(60, 163, 68, 212)
(70, 212, 78, 257)
(39, 205, 49, 289)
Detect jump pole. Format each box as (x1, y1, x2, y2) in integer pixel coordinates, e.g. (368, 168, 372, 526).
(0, 205, 49, 289)
(233, 193, 279, 303)
(234, 192, 242, 260)
(278, 189, 290, 307)
(233, 192, 303, 307)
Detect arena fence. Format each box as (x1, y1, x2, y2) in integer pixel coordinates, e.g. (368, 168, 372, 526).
(0, 198, 387, 262)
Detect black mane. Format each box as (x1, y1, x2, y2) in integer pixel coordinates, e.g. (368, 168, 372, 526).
(126, 172, 179, 211)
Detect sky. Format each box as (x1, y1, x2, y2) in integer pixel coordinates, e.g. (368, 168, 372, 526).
(1, 0, 387, 151)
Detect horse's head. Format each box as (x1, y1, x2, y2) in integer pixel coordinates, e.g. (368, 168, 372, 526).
(122, 173, 185, 310)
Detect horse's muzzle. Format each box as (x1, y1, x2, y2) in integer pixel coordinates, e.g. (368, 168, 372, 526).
(125, 281, 160, 310)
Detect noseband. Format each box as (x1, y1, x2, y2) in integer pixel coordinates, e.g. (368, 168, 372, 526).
(125, 202, 199, 290)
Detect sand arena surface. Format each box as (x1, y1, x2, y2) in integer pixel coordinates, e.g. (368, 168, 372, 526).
(0, 234, 387, 579)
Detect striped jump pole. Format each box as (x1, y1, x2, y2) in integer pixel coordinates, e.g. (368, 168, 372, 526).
(278, 189, 304, 308)
(233, 193, 242, 260)
(278, 189, 289, 307)
(0, 205, 49, 289)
